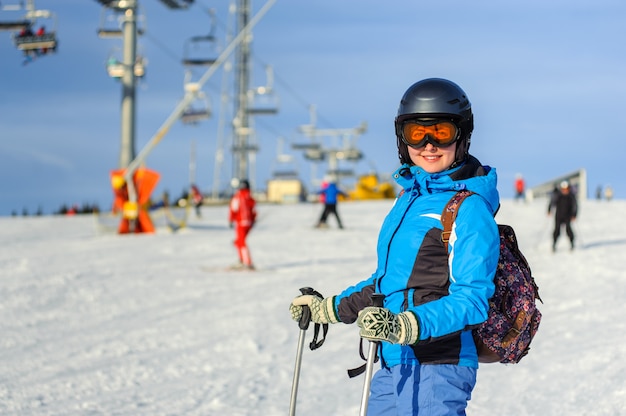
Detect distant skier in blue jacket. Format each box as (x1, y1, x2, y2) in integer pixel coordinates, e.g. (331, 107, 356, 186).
(290, 78, 500, 415)
(315, 179, 347, 229)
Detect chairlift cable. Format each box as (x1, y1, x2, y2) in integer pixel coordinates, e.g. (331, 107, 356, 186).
(143, 31, 180, 64)
(254, 117, 288, 138)
(251, 52, 339, 130)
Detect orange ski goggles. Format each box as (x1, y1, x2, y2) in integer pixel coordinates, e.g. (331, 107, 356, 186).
(400, 119, 460, 148)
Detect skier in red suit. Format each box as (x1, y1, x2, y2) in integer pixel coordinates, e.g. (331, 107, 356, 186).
(228, 179, 257, 269)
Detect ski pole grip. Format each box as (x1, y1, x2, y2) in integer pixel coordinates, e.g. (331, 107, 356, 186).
(371, 293, 385, 307)
(298, 287, 315, 330)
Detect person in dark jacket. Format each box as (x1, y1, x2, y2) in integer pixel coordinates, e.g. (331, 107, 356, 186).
(315, 179, 347, 229)
(290, 78, 500, 415)
(548, 180, 577, 251)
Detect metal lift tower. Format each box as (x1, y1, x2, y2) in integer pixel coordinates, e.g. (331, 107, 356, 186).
(94, 0, 140, 169)
(232, 0, 254, 185)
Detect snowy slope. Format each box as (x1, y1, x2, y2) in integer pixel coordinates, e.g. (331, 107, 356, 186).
(1, 198, 624, 415)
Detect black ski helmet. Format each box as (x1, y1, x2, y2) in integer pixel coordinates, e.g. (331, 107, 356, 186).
(394, 78, 474, 166)
(239, 179, 250, 190)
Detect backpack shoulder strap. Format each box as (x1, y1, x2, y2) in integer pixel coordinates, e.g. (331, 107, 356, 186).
(441, 190, 475, 252)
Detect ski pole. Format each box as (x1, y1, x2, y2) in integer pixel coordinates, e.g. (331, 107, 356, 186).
(359, 293, 385, 416)
(572, 219, 583, 249)
(289, 287, 314, 416)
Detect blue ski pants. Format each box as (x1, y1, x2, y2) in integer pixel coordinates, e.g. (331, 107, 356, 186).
(367, 364, 477, 416)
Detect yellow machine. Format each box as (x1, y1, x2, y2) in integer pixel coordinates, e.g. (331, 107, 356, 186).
(348, 173, 396, 200)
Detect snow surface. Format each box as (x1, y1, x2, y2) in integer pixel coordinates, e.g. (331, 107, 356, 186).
(1, 198, 625, 415)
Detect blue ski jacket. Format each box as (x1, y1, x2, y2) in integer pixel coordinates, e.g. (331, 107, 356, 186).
(317, 182, 346, 204)
(333, 156, 500, 368)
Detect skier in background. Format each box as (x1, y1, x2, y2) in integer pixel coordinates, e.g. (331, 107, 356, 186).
(190, 184, 203, 218)
(548, 180, 577, 252)
(315, 178, 347, 229)
(604, 185, 614, 201)
(228, 179, 257, 270)
(595, 185, 603, 200)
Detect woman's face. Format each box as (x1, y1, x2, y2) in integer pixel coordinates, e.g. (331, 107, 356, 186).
(408, 142, 457, 173)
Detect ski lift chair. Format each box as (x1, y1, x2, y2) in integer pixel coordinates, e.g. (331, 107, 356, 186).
(0, 1, 34, 32)
(157, 0, 194, 9)
(247, 86, 279, 115)
(13, 9, 58, 53)
(304, 148, 325, 161)
(270, 137, 298, 178)
(181, 98, 211, 124)
(328, 168, 355, 179)
(182, 34, 217, 66)
(14, 31, 56, 51)
(182, 10, 218, 66)
(337, 148, 363, 161)
(180, 81, 211, 124)
(106, 57, 123, 78)
(0, 19, 30, 31)
(94, 0, 118, 5)
(247, 65, 279, 115)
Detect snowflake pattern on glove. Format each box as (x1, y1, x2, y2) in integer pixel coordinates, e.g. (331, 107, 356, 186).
(358, 307, 401, 343)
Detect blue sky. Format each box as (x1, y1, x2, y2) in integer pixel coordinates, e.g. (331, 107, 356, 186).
(1, 0, 624, 216)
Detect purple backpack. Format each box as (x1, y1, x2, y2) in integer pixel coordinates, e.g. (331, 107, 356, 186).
(442, 191, 542, 364)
